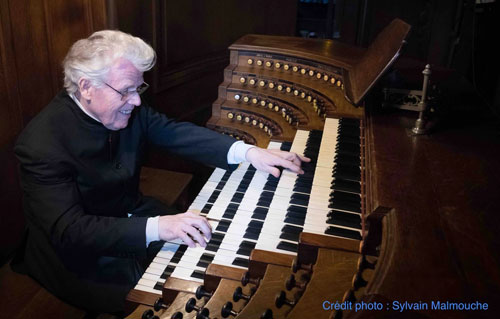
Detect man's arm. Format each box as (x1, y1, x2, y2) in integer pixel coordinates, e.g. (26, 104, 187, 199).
(140, 105, 238, 170)
(15, 144, 149, 259)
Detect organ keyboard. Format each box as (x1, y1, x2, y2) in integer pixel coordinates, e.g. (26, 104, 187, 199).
(127, 18, 412, 319)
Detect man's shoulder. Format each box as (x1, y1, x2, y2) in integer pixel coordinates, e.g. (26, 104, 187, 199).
(15, 91, 78, 157)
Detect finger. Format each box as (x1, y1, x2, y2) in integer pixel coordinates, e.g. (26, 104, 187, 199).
(179, 232, 197, 248)
(289, 154, 303, 167)
(284, 152, 310, 165)
(184, 225, 207, 248)
(266, 166, 281, 178)
(193, 218, 212, 241)
(297, 154, 311, 162)
(187, 213, 212, 236)
(279, 158, 303, 174)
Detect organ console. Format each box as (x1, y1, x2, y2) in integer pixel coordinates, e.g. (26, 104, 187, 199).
(124, 18, 436, 318)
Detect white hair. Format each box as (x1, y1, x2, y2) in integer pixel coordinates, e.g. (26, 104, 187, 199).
(63, 30, 156, 94)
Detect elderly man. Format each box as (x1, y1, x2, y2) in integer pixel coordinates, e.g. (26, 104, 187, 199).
(14, 30, 308, 313)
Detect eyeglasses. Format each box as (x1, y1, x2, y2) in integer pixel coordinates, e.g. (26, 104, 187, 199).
(103, 82, 149, 100)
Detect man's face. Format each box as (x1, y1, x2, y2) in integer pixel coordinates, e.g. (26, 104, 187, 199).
(85, 58, 144, 130)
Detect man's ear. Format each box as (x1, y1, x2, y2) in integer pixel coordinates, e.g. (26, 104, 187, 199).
(78, 78, 93, 101)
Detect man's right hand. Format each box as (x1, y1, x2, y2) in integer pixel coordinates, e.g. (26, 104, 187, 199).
(158, 211, 212, 248)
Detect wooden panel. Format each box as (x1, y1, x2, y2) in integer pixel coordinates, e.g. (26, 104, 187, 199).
(6, 0, 54, 122)
(114, 0, 298, 121)
(43, 0, 109, 98)
(0, 0, 23, 145)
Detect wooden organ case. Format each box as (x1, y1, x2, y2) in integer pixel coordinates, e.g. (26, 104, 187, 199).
(126, 19, 411, 319)
(207, 19, 409, 147)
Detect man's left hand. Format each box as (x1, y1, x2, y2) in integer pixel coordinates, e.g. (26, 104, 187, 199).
(245, 147, 311, 178)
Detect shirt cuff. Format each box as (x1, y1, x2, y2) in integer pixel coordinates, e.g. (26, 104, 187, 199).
(146, 216, 160, 247)
(227, 141, 256, 164)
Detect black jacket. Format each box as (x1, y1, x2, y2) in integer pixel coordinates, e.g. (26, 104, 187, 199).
(14, 90, 236, 311)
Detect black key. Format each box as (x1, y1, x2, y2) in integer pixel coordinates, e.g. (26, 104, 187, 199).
(329, 190, 361, 203)
(252, 212, 267, 220)
(198, 253, 215, 263)
(263, 184, 278, 191)
(254, 207, 268, 215)
(294, 180, 313, 188)
(331, 179, 361, 194)
(236, 247, 253, 256)
(286, 209, 306, 218)
(160, 265, 176, 279)
(207, 190, 221, 203)
(287, 205, 307, 214)
(197, 260, 210, 268)
(265, 179, 279, 187)
(212, 232, 225, 241)
(325, 226, 362, 240)
(328, 200, 361, 213)
(232, 257, 249, 268)
(207, 236, 223, 246)
(220, 171, 232, 181)
(236, 185, 249, 193)
(277, 241, 298, 252)
(154, 282, 164, 291)
(334, 163, 361, 174)
(338, 135, 360, 145)
(191, 270, 205, 279)
(338, 126, 360, 137)
(293, 185, 311, 193)
(216, 220, 231, 232)
(248, 220, 264, 229)
(201, 203, 212, 214)
(281, 224, 303, 234)
(223, 211, 236, 219)
(239, 240, 256, 249)
(227, 203, 239, 212)
(205, 243, 220, 252)
(327, 210, 362, 229)
(267, 175, 280, 183)
(244, 227, 262, 238)
(196, 253, 215, 268)
(284, 216, 305, 226)
(281, 142, 292, 151)
(336, 145, 360, 157)
(335, 154, 360, 166)
(243, 231, 260, 240)
(257, 199, 271, 207)
(170, 246, 187, 264)
(244, 169, 256, 177)
(333, 169, 360, 182)
(280, 232, 300, 242)
(231, 192, 244, 203)
(215, 180, 226, 190)
(292, 193, 310, 201)
(259, 191, 275, 199)
(290, 197, 309, 206)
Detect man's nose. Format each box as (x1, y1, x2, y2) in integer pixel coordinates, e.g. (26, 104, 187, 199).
(129, 92, 141, 106)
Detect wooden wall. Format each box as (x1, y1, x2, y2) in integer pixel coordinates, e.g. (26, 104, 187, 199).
(114, 0, 298, 123)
